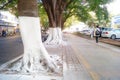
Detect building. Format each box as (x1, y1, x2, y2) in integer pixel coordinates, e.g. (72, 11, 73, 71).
(0, 10, 18, 36)
(63, 22, 89, 33)
(111, 15, 120, 28)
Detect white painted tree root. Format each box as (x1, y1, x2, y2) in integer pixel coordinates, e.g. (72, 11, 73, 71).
(44, 27, 63, 45)
(18, 17, 58, 73)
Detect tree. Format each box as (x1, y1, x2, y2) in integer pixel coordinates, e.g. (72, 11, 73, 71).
(41, 0, 71, 45)
(17, 0, 57, 73)
(41, 0, 113, 45)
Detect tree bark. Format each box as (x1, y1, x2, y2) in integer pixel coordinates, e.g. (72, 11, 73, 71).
(18, 0, 38, 17)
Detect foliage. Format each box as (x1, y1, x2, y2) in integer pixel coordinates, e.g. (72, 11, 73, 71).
(62, 0, 92, 28)
(0, 0, 113, 27)
(38, 3, 49, 30)
(62, 0, 113, 28)
(85, 0, 113, 25)
(64, 16, 79, 28)
(0, 0, 18, 16)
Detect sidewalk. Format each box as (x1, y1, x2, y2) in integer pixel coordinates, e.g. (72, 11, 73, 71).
(63, 43, 92, 80)
(0, 45, 64, 80)
(0, 34, 120, 80)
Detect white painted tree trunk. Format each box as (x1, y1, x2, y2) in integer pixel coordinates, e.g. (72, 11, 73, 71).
(44, 27, 63, 45)
(19, 16, 57, 73)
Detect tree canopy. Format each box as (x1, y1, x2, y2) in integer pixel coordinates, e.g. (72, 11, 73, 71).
(0, 0, 18, 16)
(0, 0, 113, 27)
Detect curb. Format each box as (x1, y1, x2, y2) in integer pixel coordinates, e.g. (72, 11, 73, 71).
(0, 55, 23, 70)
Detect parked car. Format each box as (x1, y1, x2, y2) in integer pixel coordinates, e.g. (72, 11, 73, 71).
(80, 30, 91, 35)
(99, 27, 113, 37)
(101, 28, 120, 39)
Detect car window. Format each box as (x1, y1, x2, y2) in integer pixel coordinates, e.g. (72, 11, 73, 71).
(113, 29, 120, 32)
(102, 28, 112, 31)
(118, 29, 120, 31)
(108, 28, 113, 31)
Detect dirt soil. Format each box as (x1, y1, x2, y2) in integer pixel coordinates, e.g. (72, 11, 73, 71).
(73, 32, 120, 47)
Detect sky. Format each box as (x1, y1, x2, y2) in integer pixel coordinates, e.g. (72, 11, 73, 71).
(107, 0, 120, 15)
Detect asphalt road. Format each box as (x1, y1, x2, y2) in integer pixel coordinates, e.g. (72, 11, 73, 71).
(0, 35, 23, 65)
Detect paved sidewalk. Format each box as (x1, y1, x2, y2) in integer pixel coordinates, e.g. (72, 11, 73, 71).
(63, 43, 92, 80)
(0, 74, 62, 80)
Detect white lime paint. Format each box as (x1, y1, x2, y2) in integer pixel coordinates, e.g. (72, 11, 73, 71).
(45, 27, 63, 45)
(19, 16, 57, 73)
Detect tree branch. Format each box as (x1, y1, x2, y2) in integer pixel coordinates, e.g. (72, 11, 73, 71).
(0, 0, 13, 9)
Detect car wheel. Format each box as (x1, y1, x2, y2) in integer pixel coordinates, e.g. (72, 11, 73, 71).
(111, 35, 116, 39)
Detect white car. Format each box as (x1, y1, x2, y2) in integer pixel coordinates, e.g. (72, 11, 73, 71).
(80, 30, 91, 35)
(101, 28, 120, 39)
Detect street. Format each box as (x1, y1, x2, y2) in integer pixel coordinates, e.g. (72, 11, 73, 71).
(0, 35, 23, 65)
(64, 34, 120, 80)
(0, 34, 120, 80)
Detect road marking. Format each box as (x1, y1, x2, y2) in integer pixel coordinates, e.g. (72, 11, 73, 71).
(71, 44, 100, 80)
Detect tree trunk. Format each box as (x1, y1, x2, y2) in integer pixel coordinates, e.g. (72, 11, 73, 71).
(44, 27, 62, 45)
(42, 0, 66, 45)
(18, 0, 57, 73)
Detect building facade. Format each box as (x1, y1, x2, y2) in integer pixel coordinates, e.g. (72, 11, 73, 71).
(0, 10, 18, 36)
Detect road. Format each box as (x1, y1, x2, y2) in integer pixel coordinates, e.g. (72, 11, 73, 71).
(0, 34, 120, 80)
(64, 34, 120, 80)
(0, 35, 23, 65)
